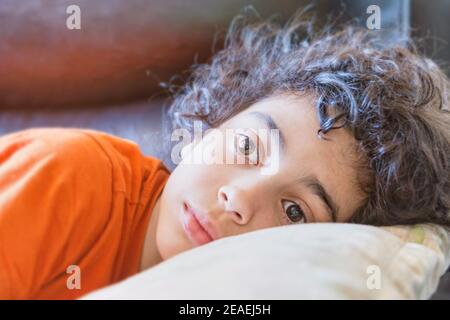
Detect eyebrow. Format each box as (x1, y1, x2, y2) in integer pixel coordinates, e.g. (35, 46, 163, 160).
(248, 111, 339, 222)
(298, 175, 339, 222)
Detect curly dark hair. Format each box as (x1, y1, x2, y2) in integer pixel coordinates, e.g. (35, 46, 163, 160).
(164, 7, 450, 227)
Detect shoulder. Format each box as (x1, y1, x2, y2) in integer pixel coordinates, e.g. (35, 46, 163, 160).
(0, 127, 168, 200)
(1, 127, 113, 171)
(0, 128, 115, 200)
(0, 128, 116, 298)
(0, 128, 117, 250)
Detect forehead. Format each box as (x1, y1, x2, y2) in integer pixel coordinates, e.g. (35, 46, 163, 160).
(232, 94, 367, 221)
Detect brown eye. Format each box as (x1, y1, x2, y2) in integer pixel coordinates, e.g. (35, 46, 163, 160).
(282, 200, 306, 223)
(231, 130, 261, 165)
(236, 133, 255, 156)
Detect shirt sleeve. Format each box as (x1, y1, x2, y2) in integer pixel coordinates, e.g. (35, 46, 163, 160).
(0, 128, 113, 299)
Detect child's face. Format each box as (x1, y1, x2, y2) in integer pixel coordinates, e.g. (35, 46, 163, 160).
(156, 94, 367, 260)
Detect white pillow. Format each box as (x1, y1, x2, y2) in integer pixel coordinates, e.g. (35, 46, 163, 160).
(82, 223, 450, 299)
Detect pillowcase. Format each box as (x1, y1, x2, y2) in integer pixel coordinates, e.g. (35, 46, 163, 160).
(82, 223, 450, 299)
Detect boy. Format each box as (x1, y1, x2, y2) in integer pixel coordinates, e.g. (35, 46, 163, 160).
(0, 10, 449, 299)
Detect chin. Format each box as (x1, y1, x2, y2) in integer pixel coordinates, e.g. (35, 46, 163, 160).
(156, 230, 193, 261)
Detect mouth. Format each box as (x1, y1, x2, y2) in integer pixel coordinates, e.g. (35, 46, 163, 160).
(180, 201, 218, 246)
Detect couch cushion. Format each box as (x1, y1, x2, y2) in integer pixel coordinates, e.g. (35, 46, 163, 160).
(0, 0, 410, 109)
(0, 0, 308, 109)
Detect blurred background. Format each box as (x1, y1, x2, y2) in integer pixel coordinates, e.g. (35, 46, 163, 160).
(0, 0, 448, 147)
(0, 0, 449, 299)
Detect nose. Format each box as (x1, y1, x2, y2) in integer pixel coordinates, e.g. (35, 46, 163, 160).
(217, 185, 255, 225)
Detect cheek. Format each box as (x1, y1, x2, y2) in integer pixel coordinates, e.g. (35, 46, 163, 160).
(154, 183, 191, 260)
(240, 205, 284, 235)
(261, 207, 283, 229)
(173, 131, 234, 194)
(175, 163, 223, 194)
(154, 163, 227, 260)
(155, 213, 191, 260)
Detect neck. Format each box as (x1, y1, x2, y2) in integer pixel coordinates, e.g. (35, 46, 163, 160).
(140, 193, 164, 271)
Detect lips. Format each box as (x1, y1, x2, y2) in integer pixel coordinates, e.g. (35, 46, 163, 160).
(180, 202, 218, 246)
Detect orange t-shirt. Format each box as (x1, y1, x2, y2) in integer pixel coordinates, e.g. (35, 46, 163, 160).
(0, 128, 170, 299)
